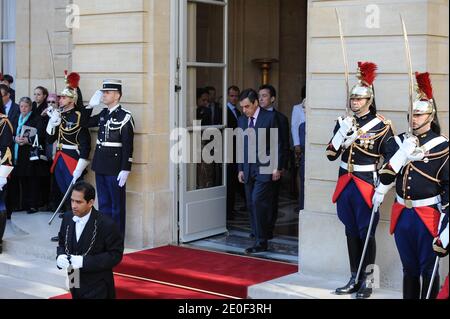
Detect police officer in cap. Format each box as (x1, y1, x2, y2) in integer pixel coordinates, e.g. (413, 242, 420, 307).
(87, 80, 134, 236)
(374, 72, 448, 299)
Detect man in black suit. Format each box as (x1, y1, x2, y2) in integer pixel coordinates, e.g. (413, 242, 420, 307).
(258, 85, 290, 239)
(238, 89, 282, 254)
(0, 84, 19, 127)
(226, 86, 241, 220)
(56, 181, 124, 299)
(206, 86, 223, 125)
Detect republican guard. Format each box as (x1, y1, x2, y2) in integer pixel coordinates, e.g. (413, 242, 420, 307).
(46, 72, 91, 241)
(373, 72, 448, 299)
(326, 62, 394, 299)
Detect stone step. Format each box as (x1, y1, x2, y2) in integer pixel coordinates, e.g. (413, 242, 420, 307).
(248, 273, 402, 299)
(0, 274, 68, 299)
(0, 253, 68, 290)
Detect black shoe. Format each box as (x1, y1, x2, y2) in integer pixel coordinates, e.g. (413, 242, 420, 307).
(59, 213, 64, 219)
(27, 208, 38, 215)
(0, 242, 3, 254)
(51, 236, 59, 242)
(403, 275, 420, 299)
(249, 233, 255, 239)
(245, 245, 268, 254)
(335, 275, 361, 295)
(267, 232, 274, 240)
(356, 280, 373, 299)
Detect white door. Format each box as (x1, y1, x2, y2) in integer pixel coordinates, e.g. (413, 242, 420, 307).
(177, 0, 229, 243)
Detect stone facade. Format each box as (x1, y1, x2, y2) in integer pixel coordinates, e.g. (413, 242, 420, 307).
(8, 0, 449, 290)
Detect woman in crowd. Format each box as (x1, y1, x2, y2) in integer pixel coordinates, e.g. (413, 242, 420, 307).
(11, 97, 46, 214)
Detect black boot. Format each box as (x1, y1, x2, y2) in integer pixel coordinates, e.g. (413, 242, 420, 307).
(0, 211, 7, 254)
(421, 275, 440, 299)
(403, 275, 421, 299)
(356, 237, 376, 299)
(336, 237, 362, 295)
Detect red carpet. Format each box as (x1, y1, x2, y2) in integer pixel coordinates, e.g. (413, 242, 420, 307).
(51, 275, 224, 299)
(51, 245, 298, 299)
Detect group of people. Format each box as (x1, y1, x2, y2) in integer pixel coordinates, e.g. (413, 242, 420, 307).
(196, 84, 306, 251)
(326, 62, 448, 299)
(0, 72, 135, 253)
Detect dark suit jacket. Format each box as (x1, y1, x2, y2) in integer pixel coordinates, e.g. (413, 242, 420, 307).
(7, 103, 19, 130)
(57, 209, 124, 299)
(273, 109, 290, 170)
(238, 108, 282, 183)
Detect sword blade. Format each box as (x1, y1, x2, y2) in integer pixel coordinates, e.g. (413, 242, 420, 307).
(335, 9, 351, 117)
(46, 30, 58, 95)
(48, 178, 76, 225)
(400, 15, 415, 136)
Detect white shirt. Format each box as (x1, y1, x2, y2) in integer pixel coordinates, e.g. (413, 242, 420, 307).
(291, 102, 306, 147)
(248, 107, 261, 128)
(227, 102, 239, 120)
(4, 99, 12, 116)
(73, 210, 92, 242)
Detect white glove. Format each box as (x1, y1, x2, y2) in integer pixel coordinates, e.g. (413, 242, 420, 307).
(389, 136, 419, 173)
(331, 116, 356, 150)
(70, 255, 84, 270)
(0, 177, 7, 191)
(57, 254, 70, 269)
(343, 130, 359, 149)
(72, 159, 90, 181)
(89, 90, 103, 108)
(46, 109, 62, 135)
(372, 183, 394, 211)
(117, 171, 130, 188)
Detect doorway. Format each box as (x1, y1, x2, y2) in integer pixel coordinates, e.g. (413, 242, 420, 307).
(175, 0, 307, 263)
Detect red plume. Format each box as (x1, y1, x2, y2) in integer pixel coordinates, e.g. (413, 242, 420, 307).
(66, 72, 80, 89)
(358, 62, 378, 86)
(415, 72, 433, 100)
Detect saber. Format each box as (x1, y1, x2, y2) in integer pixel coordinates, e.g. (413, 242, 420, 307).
(355, 205, 378, 285)
(48, 177, 76, 225)
(335, 9, 351, 117)
(46, 30, 58, 95)
(426, 256, 440, 299)
(400, 15, 415, 137)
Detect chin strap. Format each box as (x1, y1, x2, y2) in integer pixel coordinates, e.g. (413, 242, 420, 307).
(412, 111, 435, 135)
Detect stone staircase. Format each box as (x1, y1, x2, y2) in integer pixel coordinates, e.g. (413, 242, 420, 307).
(248, 272, 402, 299)
(0, 212, 69, 299)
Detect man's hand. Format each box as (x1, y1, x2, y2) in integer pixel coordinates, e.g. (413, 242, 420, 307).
(338, 116, 355, 137)
(57, 255, 70, 269)
(117, 171, 130, 188)
(433, 237, 449, 258)
(272, 170, 281, 182)
(72, 159, 90, 182)
(46, 109, 62, 135)
(238, 171, 245, 184)
(89, 90, 103, 108)
(70, 255, 84, 270)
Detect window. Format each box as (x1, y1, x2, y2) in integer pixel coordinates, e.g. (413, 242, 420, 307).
(0, 0, 16, 83)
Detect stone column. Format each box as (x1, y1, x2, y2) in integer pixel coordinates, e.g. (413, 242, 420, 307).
(72, 0, 174, 249)
(302, 0, 448, 289)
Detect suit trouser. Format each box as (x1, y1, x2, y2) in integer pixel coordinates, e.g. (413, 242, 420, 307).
(96, 174, 126, 236)
(226, 163, 238, 217)
(245, 177, 273, 246)
(269, 180, 281, 235)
